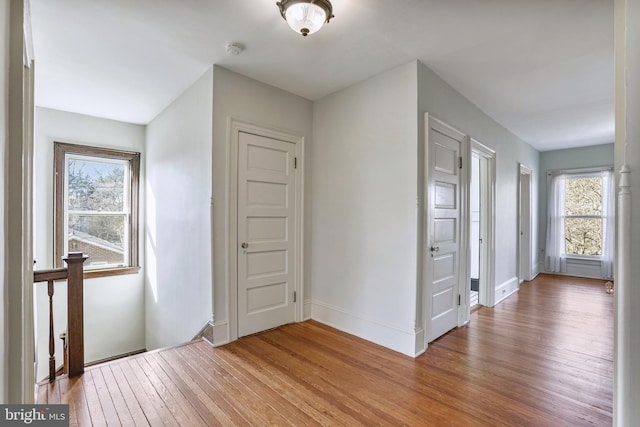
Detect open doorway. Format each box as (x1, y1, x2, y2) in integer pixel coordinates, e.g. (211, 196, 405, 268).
(470, 153, 481, 309)
(518, 164, 532, 284)
(470, 139, 495, 310)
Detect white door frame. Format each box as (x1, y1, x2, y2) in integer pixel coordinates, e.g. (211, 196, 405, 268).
(518, 163, 533, 283)
(226, 118, 305, 342)
(471, 139, 496, 309)
(11, 6, 35, 402)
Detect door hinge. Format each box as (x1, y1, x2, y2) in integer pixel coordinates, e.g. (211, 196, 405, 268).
(294, 157, 298, 169)
(293, 291, 297, 303)
(458, 294, 461, 306)
(458, 156, 463, 169)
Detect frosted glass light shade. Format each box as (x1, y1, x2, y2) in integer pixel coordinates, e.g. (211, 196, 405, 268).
(277, 0, 334, 37)
(285, 3, 327, 36)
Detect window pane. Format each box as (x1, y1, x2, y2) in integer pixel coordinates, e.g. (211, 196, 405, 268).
(564, 177, 602, 216)
(68, 214, 126, 267)
(564, 218, 602, 256)
(68, 158, 125, 212)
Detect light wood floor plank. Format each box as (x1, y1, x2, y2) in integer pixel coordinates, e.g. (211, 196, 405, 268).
(152, 351, 239, 425)
(254, 329, 465, 426)
(107, 363, 150, 427)
(57, 377, 79, 427)
(159, 346, 250, 425)
(177, 344, 294, 426)
(212, 341, 358, 426)
(89, 369, 121, 426)
(119, 358, 176, 426)
(137, 354, 208, 427)
(99, 365, 136, 427)
(190, 341, 321, 426)
(81, 370, 108, 427)
(131, 356, 201, 427)
(144, 352, 228, 425)
(36, 274, 612, 426)
(36, 381, 48, 405)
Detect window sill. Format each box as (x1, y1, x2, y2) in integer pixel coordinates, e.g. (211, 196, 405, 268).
(83, 266, 141, 279)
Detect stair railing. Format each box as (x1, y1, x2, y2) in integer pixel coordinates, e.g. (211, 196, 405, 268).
(33, 252, 87, 382)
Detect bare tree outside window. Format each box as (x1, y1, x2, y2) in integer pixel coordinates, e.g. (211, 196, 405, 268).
(67, 158, 127, 266)
(564, 176, 602, 256)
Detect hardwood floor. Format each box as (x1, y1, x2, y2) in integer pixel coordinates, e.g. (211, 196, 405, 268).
(37, 274, 613, 426)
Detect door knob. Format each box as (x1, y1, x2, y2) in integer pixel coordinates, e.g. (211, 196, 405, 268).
(430, 246, 439, 253)
(241, 242, 249, 249)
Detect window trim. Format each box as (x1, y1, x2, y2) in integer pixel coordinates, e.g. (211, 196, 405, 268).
(548, 166, 612, 259)
(54, 142, 141, 277)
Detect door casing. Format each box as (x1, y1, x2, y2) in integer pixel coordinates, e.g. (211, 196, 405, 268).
(518, 164, 533, 283)
(470, 139, 496, 311)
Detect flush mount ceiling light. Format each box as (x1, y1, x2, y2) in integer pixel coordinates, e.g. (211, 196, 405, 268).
(276, 0, 334, 37)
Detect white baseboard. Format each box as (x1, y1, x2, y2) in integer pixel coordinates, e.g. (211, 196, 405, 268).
(212, 321, 230, 347)
(304, 299, 312, 320)
(309, 300, 424, 357)
(530, 262, 540, 280)
(213, 302, 427, 357)
(414, 328, 427, 357)
(495, 276, 519, 305)
(538, 261, 545, 277)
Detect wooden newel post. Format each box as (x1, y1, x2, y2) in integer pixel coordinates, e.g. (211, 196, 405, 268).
(63, 252, 88, 377)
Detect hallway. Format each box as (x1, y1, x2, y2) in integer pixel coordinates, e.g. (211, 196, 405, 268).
(37, 274, 613, 426)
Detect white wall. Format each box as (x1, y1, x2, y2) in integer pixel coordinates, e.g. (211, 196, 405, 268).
(145, 68, 213, 350)
(0, 0, 9, 403)
(33, 107, 146, 381)
(311, 62, 421, 356)
(211, 66, 313, 343)
(537, 143, 614, 279)
(417, 61, 540, 303)
(310, 60, 540, 357)
(616, 0, 640, 423)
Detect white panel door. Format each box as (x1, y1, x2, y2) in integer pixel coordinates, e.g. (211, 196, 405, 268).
(426, 117, 465, 342)
(238, 131, 296, 337)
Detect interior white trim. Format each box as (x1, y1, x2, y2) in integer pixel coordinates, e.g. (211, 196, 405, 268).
(615, 162, 631, 424)
(226, 117, 305, 342)
(494, 276, 519, 305)
(518, 163, 533, 283)
(471, 138, 496, 309)
(310, 300, 424, 357)
(547, 165, 613, 176)
(22, 43, 36, 403)
(459, 135, 471, 326)
(304, 299, 312, 321)
(212, 321, 230, 347)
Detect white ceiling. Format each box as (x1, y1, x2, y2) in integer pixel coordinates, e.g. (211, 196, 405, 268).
(29, 0, 614, 152)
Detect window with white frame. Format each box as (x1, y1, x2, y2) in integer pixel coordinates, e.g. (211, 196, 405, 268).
(54, 142, 140, 276)
(545, 168, 615, 279)
(563, 174, 603, 256)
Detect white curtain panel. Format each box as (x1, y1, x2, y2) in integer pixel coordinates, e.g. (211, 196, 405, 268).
(601, 170, 616, 279)
(546, 174, 567, 273)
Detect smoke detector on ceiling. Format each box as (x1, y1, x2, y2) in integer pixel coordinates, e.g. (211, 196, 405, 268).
(226, 42, 244, 56)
